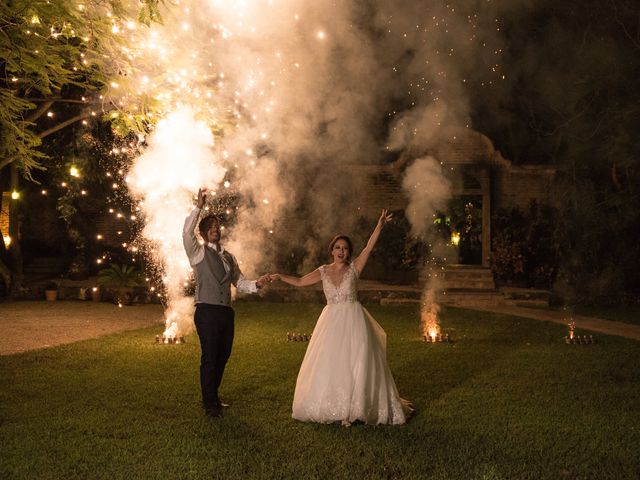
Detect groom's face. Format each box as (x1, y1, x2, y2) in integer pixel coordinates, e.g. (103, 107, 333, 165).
(205, 222, 221, 244)
(198, 217, 221, 244)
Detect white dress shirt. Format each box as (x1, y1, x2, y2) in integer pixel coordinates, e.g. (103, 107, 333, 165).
(182, 207, 258, 294)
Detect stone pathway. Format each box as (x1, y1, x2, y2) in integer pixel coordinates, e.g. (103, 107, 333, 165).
(0, 301, 164, 355)
(470, 304, 640, 341)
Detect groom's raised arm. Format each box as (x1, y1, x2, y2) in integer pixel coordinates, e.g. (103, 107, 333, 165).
(182, 206, 202, 266)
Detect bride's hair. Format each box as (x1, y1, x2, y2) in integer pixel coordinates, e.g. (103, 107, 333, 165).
(328, 235, 353, 261)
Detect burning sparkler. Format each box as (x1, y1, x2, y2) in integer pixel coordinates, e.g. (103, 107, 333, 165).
(421, 300, 440, 342)
(420, 288, 450, 343)
(564, 319, 595, 345)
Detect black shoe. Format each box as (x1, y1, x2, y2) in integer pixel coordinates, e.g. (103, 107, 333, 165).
(204, 405, 222, 418)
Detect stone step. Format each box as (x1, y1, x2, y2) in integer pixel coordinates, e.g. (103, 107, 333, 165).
(441, 271, 494, 281)
(380, 297, 421, 306)
(436, 288, 504, 307)
(421, 265, 496, 292)
(443, 278, 496, 290)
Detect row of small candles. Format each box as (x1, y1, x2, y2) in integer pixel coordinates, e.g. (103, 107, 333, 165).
(155, 335, 186, 344)
(565, 320, 595, 345)
(151, 319, 593, 347)
(565, 334, 595, 345)
(287, 332, 311, 342)
(423, 332, 451, 343)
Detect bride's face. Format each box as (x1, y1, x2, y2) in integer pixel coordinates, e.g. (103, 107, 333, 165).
(331, 239, 350, 264)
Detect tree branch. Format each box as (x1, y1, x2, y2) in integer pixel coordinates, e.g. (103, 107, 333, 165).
(0, 111, 95, 172)
(38, 112, 92, 139)
(25, 100, 54, 123)
(26, 97, 102, 105)
(612, 0, 640, 49)
(542, 98, 594, 137)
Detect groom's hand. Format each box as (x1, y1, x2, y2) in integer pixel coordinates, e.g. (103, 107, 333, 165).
(197, 188, 206, 208)
(256, 274, 271, 288)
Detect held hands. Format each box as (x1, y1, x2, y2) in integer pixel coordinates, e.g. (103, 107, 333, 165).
(256, 274, 271, 288)
(269, 274, 281, 282)
(377, 209, 393, 228)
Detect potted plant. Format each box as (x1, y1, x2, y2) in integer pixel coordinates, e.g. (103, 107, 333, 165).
(97, 263, 144, 305)
(44, 281, 59, 301)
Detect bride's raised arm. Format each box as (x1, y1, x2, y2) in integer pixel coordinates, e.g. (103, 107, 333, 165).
(352, 209, 393, 275)
(270, 268, 322, 287)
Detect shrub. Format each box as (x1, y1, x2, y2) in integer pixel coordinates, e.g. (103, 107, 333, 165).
(490, 202, 560, 289)
(97, 263, 143, 289)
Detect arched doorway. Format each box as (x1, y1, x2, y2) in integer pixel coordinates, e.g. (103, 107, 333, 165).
(449, 168, 491, 267)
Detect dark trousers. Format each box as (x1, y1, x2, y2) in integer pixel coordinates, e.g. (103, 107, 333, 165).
(194, 303, 235, 408)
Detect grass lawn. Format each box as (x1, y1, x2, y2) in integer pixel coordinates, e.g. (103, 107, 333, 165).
(1, 302, 639, 479)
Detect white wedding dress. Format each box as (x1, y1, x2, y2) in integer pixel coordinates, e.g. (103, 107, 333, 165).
(292, 263, 412, 425)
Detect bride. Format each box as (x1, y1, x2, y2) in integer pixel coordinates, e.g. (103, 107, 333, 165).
(271, 210, 412, 425)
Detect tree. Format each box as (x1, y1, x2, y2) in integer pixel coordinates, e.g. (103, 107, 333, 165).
(0, 0, 162, 296)
(472, 0, 640, 301)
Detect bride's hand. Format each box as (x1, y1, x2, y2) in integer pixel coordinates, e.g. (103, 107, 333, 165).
(269, 274, 281, 282)
(377, 209, 393, 228)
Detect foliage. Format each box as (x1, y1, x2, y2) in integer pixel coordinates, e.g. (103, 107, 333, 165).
(472, 0, 640, 300)
(371, 211, 428, 272)
(44, 280, 58, 291)
(490, 203, 561, 289)
(434, 197, 483, 265)
(0, 0, 162, 178)
(97, 263, 143, 288)
(1, 303, 640, 479)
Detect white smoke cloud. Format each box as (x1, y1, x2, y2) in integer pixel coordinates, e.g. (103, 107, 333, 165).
(401, 155, 452, 328)
(401, 156, 451, 238)
(115, 0, 511, 333)
(127, 107, 226, 334)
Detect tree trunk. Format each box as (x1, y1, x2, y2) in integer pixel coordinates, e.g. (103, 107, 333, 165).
(0, 257, 10, 297)
(8, 164, 24, 298)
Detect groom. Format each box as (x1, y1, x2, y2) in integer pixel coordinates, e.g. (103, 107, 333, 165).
(183, 188, 270, 417)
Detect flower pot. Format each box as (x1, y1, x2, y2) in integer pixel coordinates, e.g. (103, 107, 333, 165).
(45, 290, 58, 301)
(114, 287, 134, 306)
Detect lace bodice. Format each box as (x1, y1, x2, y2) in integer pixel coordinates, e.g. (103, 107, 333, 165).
(320, 264, 359, 304)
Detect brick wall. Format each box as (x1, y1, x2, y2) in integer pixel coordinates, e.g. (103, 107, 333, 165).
(493, 165, 556, 211)
(352, 165, 407, 215)
(0, 192, 10, 245)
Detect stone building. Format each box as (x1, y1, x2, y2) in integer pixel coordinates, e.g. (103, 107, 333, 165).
(354, 126, 556, 268)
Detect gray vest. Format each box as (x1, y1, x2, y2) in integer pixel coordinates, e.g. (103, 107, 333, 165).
(195, 247, 236, 307)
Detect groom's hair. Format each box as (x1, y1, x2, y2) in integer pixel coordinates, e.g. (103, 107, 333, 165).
(328, 235, 353, 261)
(198, 215, 221, 237)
